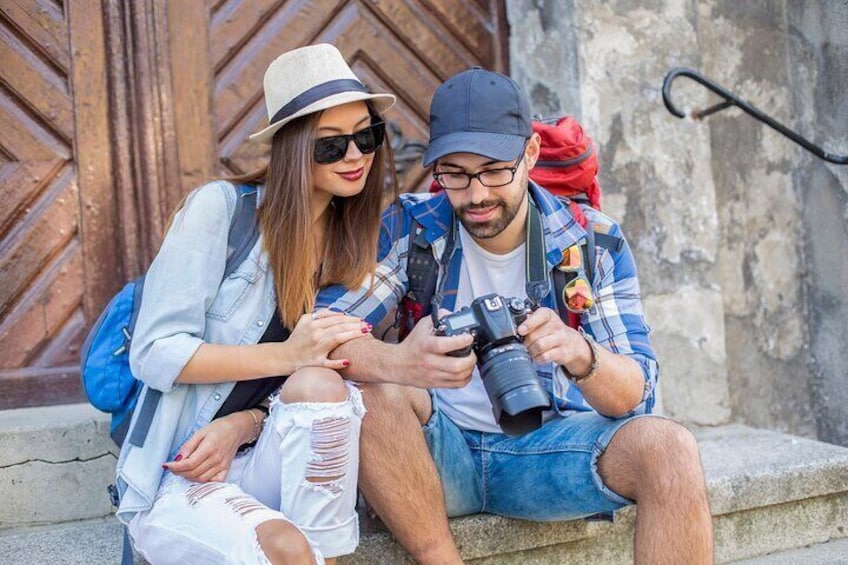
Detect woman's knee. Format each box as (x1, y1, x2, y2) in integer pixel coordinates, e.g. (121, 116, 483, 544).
(281, 367, 348, 404)
(255, 519, 315, 565)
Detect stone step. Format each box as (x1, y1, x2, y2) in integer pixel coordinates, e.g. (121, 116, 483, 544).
(727, 538, 848, 564)
(3, 519, 844, 565)
(343, 424, 848, 564)
(5, 515, 847, 565)
(0, 404, 117, 529)
(0, 518, 131, 565)
(1, 404, 847, 563)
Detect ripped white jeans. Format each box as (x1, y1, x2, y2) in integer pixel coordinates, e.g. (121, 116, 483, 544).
(129, 382, 365, 564)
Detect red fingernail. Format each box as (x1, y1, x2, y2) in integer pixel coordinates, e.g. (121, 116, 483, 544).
(162, 464, 168, 470)
(361, 326, 370, 333)
(342, 360, 351, 367)
(175, 454, 183, 461)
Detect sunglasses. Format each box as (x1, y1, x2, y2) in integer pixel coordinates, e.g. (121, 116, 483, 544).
(313, 122, 386, 165)
(557, 244, 594, 313)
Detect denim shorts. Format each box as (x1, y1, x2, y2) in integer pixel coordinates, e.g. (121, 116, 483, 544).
(422, 396, 656, 521)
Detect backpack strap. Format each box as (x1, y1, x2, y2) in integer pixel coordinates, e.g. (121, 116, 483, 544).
(595, 231, 623, 253)
(525, 197, 551, 306)
(121, 525, 134, 565)
(399, 217, 442, 339)
(224, 183, 260, 278)
(407, 217, 439, 306)
(126, 183, 259, 449)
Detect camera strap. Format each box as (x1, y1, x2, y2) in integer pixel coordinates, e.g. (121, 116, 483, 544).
(429, 218, 458, 327)
(430, 194, 550, 321)
(525, 195, 551, 308)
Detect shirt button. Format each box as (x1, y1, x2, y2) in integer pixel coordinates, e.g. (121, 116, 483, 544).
(257, 320, 264, 327)
(213, 393, 221, 401)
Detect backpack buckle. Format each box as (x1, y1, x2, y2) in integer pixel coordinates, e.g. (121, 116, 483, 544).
(112, 327, 132, 356)
(107, 483, 120, 507)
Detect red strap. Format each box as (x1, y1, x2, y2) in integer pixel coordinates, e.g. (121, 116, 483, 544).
(399, 296, 425, 341)
(568, 200, 589, 229)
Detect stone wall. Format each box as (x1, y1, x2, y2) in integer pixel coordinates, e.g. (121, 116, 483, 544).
(507, 0, 847, 444)
(787, 1, 848, 446)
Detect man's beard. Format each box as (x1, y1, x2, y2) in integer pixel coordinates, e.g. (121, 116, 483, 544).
(456, 195, 522, 240)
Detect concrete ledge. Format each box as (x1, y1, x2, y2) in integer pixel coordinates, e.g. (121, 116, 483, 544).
(713, 493, 848, 563)
(339, 424, 848, 564)
(728, 537, 848, 564)
(0, 404, 117, 528)
(697, 425, 848, 514)
(0, 518, 129, 565)
(2, 406, 848, 564)
(4, 514, 845, 565)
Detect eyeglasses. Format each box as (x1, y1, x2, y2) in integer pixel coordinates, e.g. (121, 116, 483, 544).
(432, 149, 526, 191)
(313, 122, 386, 165)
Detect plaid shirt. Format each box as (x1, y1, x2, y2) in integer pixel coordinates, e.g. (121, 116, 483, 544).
(317, 182, 658, 416)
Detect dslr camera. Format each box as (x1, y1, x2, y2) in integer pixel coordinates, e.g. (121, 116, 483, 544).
(435, 294, 551, 436)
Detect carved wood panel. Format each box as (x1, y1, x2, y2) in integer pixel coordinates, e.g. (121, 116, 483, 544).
(0, 0, 118, 408)
(177, 0, 509, 194)
(0, 0, 507, 408)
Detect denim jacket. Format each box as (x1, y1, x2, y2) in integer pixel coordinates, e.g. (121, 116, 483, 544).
(115, 180, 276, 525)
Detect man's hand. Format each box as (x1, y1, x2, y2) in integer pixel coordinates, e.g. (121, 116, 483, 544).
(396, 313, 477, 389)
(518, 307, 593, 377)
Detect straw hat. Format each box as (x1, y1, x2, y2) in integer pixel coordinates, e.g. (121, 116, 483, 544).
(249, 44, 396, 144)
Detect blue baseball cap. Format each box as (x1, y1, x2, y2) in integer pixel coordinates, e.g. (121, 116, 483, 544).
(422, 67, 532, 167)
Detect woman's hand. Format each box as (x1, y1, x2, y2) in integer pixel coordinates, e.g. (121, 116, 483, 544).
(163, 410, 257, 483)
(277, 309, 371, 372)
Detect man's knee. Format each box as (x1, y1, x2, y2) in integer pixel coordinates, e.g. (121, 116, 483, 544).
(281, 367, 348, 404)
(358, 382, 432, 425)
(599, 417, 705, 497)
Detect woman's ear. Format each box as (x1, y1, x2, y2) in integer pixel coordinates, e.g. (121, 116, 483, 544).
(525, 132, 542, 170)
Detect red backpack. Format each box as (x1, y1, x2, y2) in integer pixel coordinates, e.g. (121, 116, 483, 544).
(401, 116, 620, 338)
(530, 115, 601, 222)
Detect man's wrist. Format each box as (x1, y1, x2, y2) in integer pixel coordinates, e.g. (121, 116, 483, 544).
(563, 328, 599, 384)
(336, 335, 396, 384)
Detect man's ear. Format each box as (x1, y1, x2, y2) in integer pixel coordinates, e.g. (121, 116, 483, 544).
(524, 132, 542, 169)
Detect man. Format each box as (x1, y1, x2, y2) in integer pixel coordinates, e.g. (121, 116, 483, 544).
(318, 68, 713, 564)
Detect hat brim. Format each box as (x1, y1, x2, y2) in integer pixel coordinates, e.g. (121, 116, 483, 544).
(249, 91, 396, 144)
(422, 132, 527, 167)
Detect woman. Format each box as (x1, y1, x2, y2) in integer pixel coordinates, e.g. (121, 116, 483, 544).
(114, 44, 396, 564)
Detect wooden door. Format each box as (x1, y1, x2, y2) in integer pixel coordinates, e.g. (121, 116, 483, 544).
(0, 0, 508, 409)
(0, 0, 117, 408)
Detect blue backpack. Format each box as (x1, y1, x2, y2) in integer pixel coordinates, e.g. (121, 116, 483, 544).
(79, 183, 260, 447)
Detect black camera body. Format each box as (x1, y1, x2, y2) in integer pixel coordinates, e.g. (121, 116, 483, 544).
(435, 294, 551, 436)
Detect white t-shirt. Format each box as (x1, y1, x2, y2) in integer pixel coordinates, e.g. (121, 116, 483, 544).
(433, 224, 527, 433)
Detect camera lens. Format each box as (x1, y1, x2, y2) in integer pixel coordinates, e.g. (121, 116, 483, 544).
(479, 342, 551, 436)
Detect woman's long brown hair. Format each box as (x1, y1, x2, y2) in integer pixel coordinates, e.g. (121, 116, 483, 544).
(232, 105, 396, 328)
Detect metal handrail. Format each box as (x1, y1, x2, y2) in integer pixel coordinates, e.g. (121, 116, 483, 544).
(662, 67, 847, 165)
